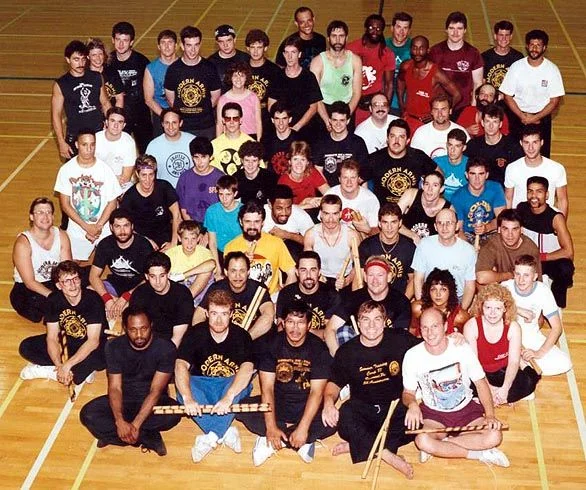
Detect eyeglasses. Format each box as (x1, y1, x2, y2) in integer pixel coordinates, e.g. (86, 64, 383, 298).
(224, 116, 241, 122)
(367, 25, 383, 32)
(33, 210, 54, 216)
(59, 276, 81, 286)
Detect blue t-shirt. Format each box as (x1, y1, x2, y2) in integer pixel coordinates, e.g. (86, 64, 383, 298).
(434, 155, 468, 200)
(203, 201, 243, 252)
(146, 58, 171, 109)
(452, 180, 506, 234)
(145, 132, 195, 188)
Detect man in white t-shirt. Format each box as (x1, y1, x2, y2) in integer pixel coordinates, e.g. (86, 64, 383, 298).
(504, 124, 567, 216)
(325, 159, 379, 234)
(54, 131, 123, 260)
(354, 93, 398, 154)
(501, 255, 571, 376)
(402, 307, 509, 467)
(500, 29, 564, 158)
(95, 107, 137, 191)
(410, 94, 469, 158)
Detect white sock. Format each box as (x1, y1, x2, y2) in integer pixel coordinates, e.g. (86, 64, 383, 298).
(467, 450, 483, 460)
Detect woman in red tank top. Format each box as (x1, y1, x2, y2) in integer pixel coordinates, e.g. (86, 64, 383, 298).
(464, 284, 539, 405)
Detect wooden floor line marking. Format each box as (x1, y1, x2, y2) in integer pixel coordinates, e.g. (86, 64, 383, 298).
(134, 0, 181, 46)
(0, 133, 51, 193)
(0, 378, 23, 419)
(71, 439, 98, 490)
(193, 0, 220, 27)
(528, 399, 549, 490)
(265, 0, 287, 35)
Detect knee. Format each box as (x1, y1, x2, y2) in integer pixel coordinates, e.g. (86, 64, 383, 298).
(414, 434, 433, 451)
(79, 402, 94, 427)
(486, 429, 502, 447)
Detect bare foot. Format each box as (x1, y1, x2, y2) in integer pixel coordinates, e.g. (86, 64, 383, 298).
(382, 450, 414, 480)
(332, 442, 350, 456)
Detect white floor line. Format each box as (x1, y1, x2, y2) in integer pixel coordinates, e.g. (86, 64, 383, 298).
(0, 134, 50, 193)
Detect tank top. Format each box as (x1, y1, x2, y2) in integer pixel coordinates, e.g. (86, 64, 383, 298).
(446, 305, 462, 334)
(147, 58, 171, 109)
(13, 227, 61, 283)
(313, 224, 352, 278)
(403, 190, 450, 239)
(475, 315, 509, 373)
(319, 51, 354, 104)
(405, 62, 438, 118)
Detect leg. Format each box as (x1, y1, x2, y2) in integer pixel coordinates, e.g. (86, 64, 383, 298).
(79, 395, 127, 445)
(10, 282, 53, 323)
(70, 344, 106, 385)
(19, 334, 53, 365)
(139, 394, 182, 434)
(542, 259, 574, 308)
(234, 395, 270, 436)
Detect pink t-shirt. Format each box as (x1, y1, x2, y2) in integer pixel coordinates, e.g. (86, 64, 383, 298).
(218, 90, 260, 136)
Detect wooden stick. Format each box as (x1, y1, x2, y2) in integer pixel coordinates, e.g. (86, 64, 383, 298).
(361, 399, 399, 480)
(152, 402, 271, 415)
(350, 315, 360, 336)
(240, 286, 265, 331)
(104, 329, 124, 337)
(529, 358, 543, 376)
(474, 232, 481, 252)
(405, 423, 510, 435)
(351, 236, 363, 290)
(59, 330, 76, 402)
(336, 253, 352, 291)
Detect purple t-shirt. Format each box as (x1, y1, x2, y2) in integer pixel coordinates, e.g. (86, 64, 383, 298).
(176, 168, 223, 222)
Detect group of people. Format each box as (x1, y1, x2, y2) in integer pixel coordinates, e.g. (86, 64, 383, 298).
(11, 6, 575, 478)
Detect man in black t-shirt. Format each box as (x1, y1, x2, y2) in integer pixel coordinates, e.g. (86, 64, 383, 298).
(109, 22, 152, 153)
(325, 255, 411, 355)
(322, 300, 419, 478)
(481, 20, 524, 90)
(194, 251, 274, 340)
(19, 261, 106, 385)
(237, 301, 335, 465)
(365, 118, 437, 204)
(261, 102, 300, 176)
(175, 289, 255, 463)
(275, 7, 326, 69)
(129, 252, 193, 347)
(90, 209, 153, 321)
(208, 24, 250, 93)
(80, 305, 180, 455)
(234, 141, 277, 204)
(277, 251, 341, 339)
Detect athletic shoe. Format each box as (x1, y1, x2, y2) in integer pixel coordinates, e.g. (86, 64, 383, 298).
(141, 432, 167, 456)
(252, 436, 275, 467)
(419, 450, 432, 463)
(20, 364, 57, 381)
(297, 442, 315, 463)
(220, 426, 242, 453)
(521, 392, 535, 401)
(479, 448, 510, 468)
(191, 432, 218, 463)
(85, 371, 96, 384)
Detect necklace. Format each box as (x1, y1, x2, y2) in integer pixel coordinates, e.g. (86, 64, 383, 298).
(379, 235, 399, 255)
(322, 225, 342, 247)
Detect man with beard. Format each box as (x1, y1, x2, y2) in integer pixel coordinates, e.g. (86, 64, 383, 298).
(262, 185, 314, 262)
(80, 306, 181, 455)
(516, 177, 574, 307)
(310, 20, 362, 124)
(276, 251, 341, 340)
(500, 30, 564, 158)
(397, 35, 461, 135)
(129, 252, 193, 347)
(275, 7, 326, 69)
(456, 84, 510, 137)
(224, 200, 296, 295)
(347, 14, 395, 125)
(262, 102, 301, 176)
(354, 93, 398, 154)
(193, 251, 274, 340)
(90, 209, 154, 321)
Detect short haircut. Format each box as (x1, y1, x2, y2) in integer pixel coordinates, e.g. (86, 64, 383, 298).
(216, 174, 238, 192)
(112, 21, 135, 41)
(294, 6, 314, 20)
(494, 20, 514, 33)
(145, 251, 171, 273)
(86, 38, 106, 57)
(108, 208, 133, 225)
(327, 101, 351, 118)
(65, 40, 88, 58)
(283, 300, 312, 322)
(320, 194, 342, 210)
(157, 29, 177, 44)
(430, 93, 452, 109)
(387, 118, 411, 139)
(527, 175, 549, 189)
(327, 20, 349, 36)
(224, 251, 250, 269)
(238, 199, 266, 221)
(106, 106, 126, 121)
(135, 154, 157, 172)
(520, 124, 542, 140)
(207, 288, 234, 310)
(392, 12, 413, 27)
(481, 103, 504, 121)
(525, 29, 549, 46)
(76, 128, 96, 140)
(269, 100, 291, 118)
(224, 62, 252, 87)
(122, 304, 152, 330)
(378, 202, 403, 221)
(357, 300, 386, 319)
(297, 250, 321, 269)
(238, 140, 264, 160)
(52, 260, 81, 284)
(364, 14, 386, 30)
(421, 268, 459, 312)
(340, 158, 360, 174)
(287, 140, 312, 162)
(29, 197, 54, 215)
(497, 208, 522, 227)
(245, 29, 269, 47)
(180, 25, 202, 43)
(515, 254, 538, 270)
(222, 102, 243, 118)
(447, 128, 467, 145)
(283, 34, 303, 53)
(445, 11, 467, 29)
(161, 107, 182, 122)
(269, 184, 294, 203)
(424, 170, 445, 187)
(189, 136, 213, 157)
(178, 220, 203, 235)
(466, 156, 489, 172)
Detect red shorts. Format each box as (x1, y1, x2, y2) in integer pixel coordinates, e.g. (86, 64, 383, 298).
(420, 401, 484, 427)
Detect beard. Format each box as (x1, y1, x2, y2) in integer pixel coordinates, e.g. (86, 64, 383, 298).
(243, 228, 261, 241)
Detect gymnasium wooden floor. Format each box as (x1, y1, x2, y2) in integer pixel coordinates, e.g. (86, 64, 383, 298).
(0, 0, 584, 488)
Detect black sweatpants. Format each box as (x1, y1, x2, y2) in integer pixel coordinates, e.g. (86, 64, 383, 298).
(486, 366, 540, 403)
(10, 282, 55, 323)
(542, 258, 574, 308)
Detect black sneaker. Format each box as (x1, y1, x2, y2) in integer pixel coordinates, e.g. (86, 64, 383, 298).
(140, 432, 167, 457)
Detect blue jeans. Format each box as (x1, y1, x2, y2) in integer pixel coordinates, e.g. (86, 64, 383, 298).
(177, 376, 252, 438)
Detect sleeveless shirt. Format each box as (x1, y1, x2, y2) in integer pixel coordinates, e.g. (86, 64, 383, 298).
(476, 315, 509, 373)
(313, 224, 352, 278)
(403, 190, 450, 239)
(405, 62, 438, 118)
(14, 227, 61, 283)
(319, 51, 354, 104)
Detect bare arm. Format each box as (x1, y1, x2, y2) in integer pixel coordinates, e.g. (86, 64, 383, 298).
(470, 67, 484, 105)
(476, 269, 513, 285)
(51, 82, 73, 159)
(13, 236, 53, 297)
(435, 70, 462, 110)
(414, 270, 425, 300)
(289, 378, 328, 448)
(397, 64, 407, 114)
(348, 54, 363, 114)
(175, 358, 195, 403)
(143, 69, 163, 116)
(248, 301, 275, 340)
(212, 361, 254, 414)
(207, 232, 224, 280)
(554, 185, 568, 218)
(324, 315, 345, 356)
(260, 371, 288, 449)
(99, 83, 112, 115)
(461, 279, 476, 310)
(254, 94, 262, 140)
(170, 323, 189, 348)
(504, 186, 514, 209)
(160, 202, 182, 252)
(321, 380, 341, 428)
(293, 102, 318, 132)
(165, 88, 175, 108)
(210, 89, 221, 108)
(132, 370, 173, 429)
(547, 214, 573, 260)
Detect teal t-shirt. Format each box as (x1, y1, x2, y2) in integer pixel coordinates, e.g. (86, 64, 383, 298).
(385, 37, 412, 110)
(433, 155, 468, 200)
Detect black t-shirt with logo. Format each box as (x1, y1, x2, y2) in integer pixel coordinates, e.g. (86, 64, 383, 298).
(276, 34, 327, 70)
(249, 60, 282, 124)
(269, 69, 322, 127)
(313, 133, 369, 186)
(261, 129, 300, 176)
(276, 282, 341, 330)
(465, 134, 524, 185)
(481, 48, 524, 90)
(208, 50, 250, 93)
(234, 167, 278, 204)
(108, 50, 150, 113)
(100, 66, 125, 106)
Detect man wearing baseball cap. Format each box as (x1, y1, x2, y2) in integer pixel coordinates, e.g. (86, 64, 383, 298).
(209, 24, 250, 93)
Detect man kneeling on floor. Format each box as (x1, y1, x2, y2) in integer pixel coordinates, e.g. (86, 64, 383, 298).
(80, 305, 180, 455)
(237, 301, 336, 465)
(175, 289, 255, 462)
(402, 307, 510, 467)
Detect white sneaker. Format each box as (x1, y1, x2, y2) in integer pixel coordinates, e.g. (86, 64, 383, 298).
(297, 442, 315, 463)
(85, 371, 96, 384)
(191, 432, 218, 463)
(479, 448, 510, 468)
(419, 450, 432, 463)
(220, 426, 241, 453)
(252, 436, 275, 467)
(20, 364, 57, 381)
(521, 392, 535, 401)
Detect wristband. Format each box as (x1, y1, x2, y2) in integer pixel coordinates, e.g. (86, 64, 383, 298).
(539, 252, 548, 262)
(101, 293, 114, 304)
(121, 291, 132, 302)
